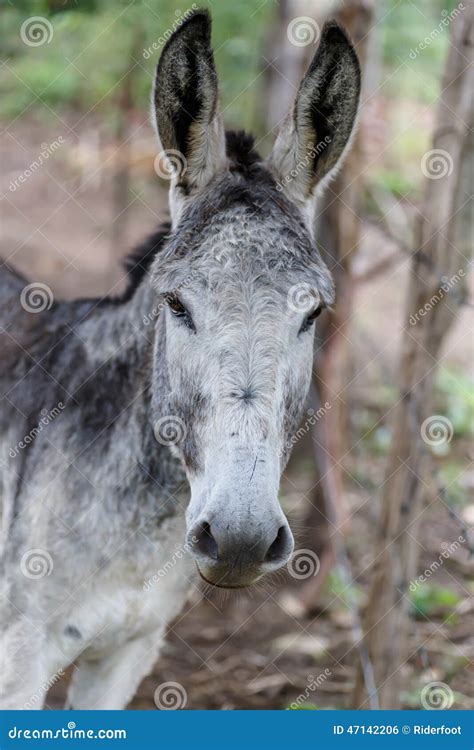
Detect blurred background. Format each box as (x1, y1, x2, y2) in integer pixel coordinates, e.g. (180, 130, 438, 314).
(1, 0, 472, 710)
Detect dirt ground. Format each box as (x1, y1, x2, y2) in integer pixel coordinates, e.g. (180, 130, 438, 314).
(2, 115, 473, 710)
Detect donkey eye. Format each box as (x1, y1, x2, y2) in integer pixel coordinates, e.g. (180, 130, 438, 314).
(164, 294, 195, 331)
(299, 306, 323, 335)
(165, 294, 185, 314)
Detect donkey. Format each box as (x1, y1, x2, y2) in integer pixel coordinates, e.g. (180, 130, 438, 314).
(0, 11, 359, 709)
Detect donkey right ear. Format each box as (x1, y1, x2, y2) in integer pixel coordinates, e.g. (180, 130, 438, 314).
(153, 10, 227, 192)
(268, 21, 360, 206)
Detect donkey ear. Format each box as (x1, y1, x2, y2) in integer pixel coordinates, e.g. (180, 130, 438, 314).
(153, 10, 227, 190)
(268, 21, 360, 204)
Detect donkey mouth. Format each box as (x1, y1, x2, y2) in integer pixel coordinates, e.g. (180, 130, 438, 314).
(195, 564, 257, 590)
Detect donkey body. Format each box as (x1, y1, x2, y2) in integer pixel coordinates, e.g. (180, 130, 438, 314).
(0, 12, 359, 709)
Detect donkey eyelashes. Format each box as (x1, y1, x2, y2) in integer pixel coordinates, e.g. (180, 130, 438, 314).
(164, 293, 196, 332)
(299, 305, 324, 335)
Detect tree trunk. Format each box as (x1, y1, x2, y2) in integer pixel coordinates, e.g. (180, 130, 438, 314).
(299, 0, 376, 609)
(110, 30, 143, 255)
(351, 6, 473, 709)
(262, 0, 329, 136)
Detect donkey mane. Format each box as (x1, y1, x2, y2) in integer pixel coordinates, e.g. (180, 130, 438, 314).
(117, 223, 172, 305)
(225, 129, 262, 175)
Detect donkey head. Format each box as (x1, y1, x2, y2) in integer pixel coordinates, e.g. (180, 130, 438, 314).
(150, 11, 360, 588)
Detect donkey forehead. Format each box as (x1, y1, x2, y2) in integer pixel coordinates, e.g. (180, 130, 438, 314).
(154, 207, 335, 305)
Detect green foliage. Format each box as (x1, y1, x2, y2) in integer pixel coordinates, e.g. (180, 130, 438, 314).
(2, 0, 273, 132)
(438, 462, 469, 508)
(327, 568, 365, 611)
(286, 703, 320, 710)
(436, 367, 474, 438)
(370, 168, 419, 199)
(371, 0, 462, 205)
(410, 583, 462, 620)
(354, 406, 393, 456)
(382, 0, 459, 103)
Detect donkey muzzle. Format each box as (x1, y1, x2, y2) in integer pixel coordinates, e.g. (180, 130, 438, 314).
(187, 513, 294, 588)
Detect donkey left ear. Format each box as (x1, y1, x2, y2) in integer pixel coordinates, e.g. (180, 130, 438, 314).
(153, 10, 227, 191)
(268, 21, 360, 205)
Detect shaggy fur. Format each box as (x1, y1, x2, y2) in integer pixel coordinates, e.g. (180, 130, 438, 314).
(0, 10, 359, 709)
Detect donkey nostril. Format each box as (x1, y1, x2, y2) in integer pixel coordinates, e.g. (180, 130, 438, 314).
(193, 522, 219, 561)
(264, 525, 290, 563)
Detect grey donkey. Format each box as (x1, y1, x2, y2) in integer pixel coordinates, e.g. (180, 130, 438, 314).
(0, 10, 360, 709)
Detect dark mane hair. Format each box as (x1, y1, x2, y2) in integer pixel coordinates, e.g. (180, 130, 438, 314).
(119, 222, 172, 303)
(225, 129, 262, 175)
